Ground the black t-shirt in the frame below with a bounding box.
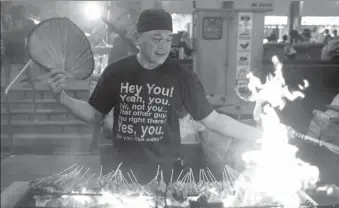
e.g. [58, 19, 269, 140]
[88, 55, 213, 164]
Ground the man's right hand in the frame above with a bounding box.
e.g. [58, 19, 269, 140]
[46, 69, 67, 103]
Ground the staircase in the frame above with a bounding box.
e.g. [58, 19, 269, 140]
[1, 85, 95, 154]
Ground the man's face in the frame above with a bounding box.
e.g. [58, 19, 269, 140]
[137, 30, 173, 65]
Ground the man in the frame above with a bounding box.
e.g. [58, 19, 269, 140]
[333, 30, 338, 38]
[323, 29, 332, 46]
[46, 9, 262, 183]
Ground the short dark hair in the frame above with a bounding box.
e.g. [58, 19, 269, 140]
[282, 35, 288, 41]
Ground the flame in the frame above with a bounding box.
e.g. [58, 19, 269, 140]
[224, 56, 319, 207]
[59, 188, 157, 208]
[40, 55, 320, 207]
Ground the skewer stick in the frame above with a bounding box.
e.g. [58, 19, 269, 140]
[56, 164, 78, 175]
[120, 171, 129, 185]
[226, 166, 240, 178]
[99, 166, 103, 179]
[176, 170, 183, 182]
[227, 167, 239, 181]
[190, 169, 195, 184]
[104, 169, 114, 178]
[298, 190, 318, 206]
[73, 166, 84, 179]
[130, 170, 139, 184]
[156, 165, 160, 178]
[201, 169, 205, 182]
[202, 169, 209, 183]
[85, 173, 96, 184]
[127, 172, 134, 184]
[79, 168, 91, 181]
[170, 169, 174, 184]
[199, 169, 202, 182]
[181, 172, 190, 183]
[207, 167, 217, 182]
[224, 168, 230, 183]
[68, 166, 80, 179]
[5, 59, 32, 95]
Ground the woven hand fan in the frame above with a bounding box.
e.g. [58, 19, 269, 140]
[27, 17, 94, 80]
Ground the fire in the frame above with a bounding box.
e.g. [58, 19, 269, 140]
[224, 56, 319, 207]
[32, 56, 320, 207]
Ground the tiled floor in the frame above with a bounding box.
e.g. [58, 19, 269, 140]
[1, 154, 100, 191]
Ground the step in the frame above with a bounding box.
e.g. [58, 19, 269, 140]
[1, 109, 77, 121]
[1, 133, 94, 154]
[1, 120, 92, 134]
[1, 99, 65, 110]
[1, 87, 89, 100]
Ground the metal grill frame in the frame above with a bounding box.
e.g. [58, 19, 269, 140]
[2, 181, 338, 208]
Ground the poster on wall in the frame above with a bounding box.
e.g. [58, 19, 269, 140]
[236, 12, 253, 87]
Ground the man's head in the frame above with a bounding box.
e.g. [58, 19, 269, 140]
[324, 29, 329, 35]
[333, 30, 337, 36]
[134, 9, 173, 66]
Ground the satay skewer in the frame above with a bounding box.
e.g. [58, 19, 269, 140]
[127, 172, 134, 184]
[199, 169, 202, 182]
[130, 170, 139, 185]
[111, 163, 123, 179]
[207, 168, 217, 182]
[79, 168, 91, 181]
[225, 165, 240, 179]
[224, 167, 230, 183]
[119, 170, 129, 185]
[190, 169, 195, 184]
[176, 170, 184, 182]
[99, 165, 103, 179]
[170, 169, 174, 184]
[104, 168, 115, 178]
[85, 174, 96, 184]
[56, 164, 78, 175]
[181, 172, 190, 183]
[202, 169, 210, 183]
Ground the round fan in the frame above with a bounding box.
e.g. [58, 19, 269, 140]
[27, 17, 94, 80]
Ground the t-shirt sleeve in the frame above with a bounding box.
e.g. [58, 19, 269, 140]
[88, 65, 119, 115]
[180, 67, 214, 121]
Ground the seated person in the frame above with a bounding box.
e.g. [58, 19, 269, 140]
[321, 39, 339, 61]
[307, 94, 339, 202]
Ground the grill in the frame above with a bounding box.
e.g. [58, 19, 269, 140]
[2, 181, 338, 208]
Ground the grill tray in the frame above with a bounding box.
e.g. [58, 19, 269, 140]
[3, 181, 338, 208]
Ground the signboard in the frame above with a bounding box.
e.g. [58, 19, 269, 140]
[236, 12, 253, 88]
[234, 0, 274, 11]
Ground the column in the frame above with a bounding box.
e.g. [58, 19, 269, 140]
[288, 1, 303, 34]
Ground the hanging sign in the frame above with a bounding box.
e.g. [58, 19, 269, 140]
[236, 12, 253, 88]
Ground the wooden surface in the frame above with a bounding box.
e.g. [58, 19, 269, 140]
[1, 181, 30, 208]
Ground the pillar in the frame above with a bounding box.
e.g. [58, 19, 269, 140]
[288, 1, 303, 35]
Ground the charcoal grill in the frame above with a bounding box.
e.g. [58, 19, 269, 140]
[2, 181, 338, 208]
